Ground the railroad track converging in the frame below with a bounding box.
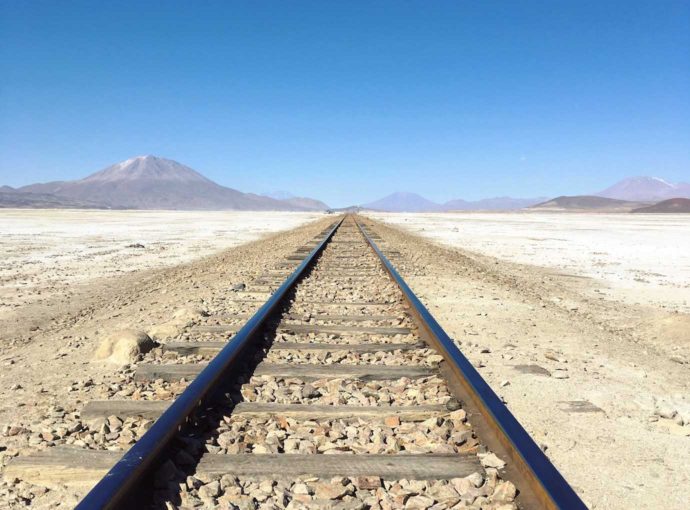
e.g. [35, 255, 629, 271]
[6, 215, 586, 509]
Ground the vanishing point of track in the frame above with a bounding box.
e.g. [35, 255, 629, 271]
[8, 215, 586, 509]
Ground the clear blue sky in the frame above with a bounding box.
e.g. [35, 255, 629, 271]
[1, 1, 688, 207]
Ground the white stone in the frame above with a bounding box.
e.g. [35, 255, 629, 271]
[93, 329, 154, 365]
[480, 452, 506, 469]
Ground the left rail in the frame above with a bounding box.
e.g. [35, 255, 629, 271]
[75, 218, 343, 510]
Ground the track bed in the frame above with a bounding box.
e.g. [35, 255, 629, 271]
[5, 216, 584, 509]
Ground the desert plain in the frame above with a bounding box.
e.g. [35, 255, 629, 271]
[0, 208, 688, 509]
[0, 210, 322, 323]
[367, 212, 690, 313]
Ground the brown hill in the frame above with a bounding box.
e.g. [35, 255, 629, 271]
[631, 198, 690, 213]
[530, 195, 648, 212]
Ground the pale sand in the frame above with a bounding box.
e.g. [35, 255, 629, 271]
[0, 209, 323, 321]
[365, 212, 690, 313]
[366, 218, 690, 509]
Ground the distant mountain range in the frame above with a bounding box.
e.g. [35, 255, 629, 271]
[6, 156, 329, 211]
[444, 196, 549, 211]
[260, 191, 329, 211]
[0, 186, 112, 209]
[279, 197, 330, 211]
[361, 192, 547, 212]
[363, 192, 445, 212]
[2, 161, 687, 213]
[262, 190, 296, 201]
[359, 176, 689, 213]
[528, 177, 690, 212]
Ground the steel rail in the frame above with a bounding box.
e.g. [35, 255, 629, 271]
[355, 217, 587, 510]
[75, 217, 344, 510]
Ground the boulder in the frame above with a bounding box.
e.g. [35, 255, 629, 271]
[147, 322, 183, 341]
[93, 329, 155, 365]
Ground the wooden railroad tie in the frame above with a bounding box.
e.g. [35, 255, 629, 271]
[4, 449, 480, 489]
[309, 274, 384, 280]
[282, 313, 402, 322]
[210, 313, 402, 323]
[315, 264, 380, 268]
[277, 324, 411, 335]
[134, 363, 436, 383]
[314, 269, 381, 273]
[197, 453, 481, 480]
[162, 341, 426, 356]
[80, 401, 448, 423]
[190, 324, 411, 336]
[285, 300, 397, 306]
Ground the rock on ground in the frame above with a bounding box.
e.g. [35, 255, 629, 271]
[93, 329, 155, 365]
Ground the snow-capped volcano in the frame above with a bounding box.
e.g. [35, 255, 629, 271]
[81, 155, 213, 184]
[596, 176, 690, 201]
[18, 156, 320, 210]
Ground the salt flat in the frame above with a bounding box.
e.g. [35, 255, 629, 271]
[0, 209, 322, 320]
[366, 212, 690, 313]
[368, 221, 690, 509]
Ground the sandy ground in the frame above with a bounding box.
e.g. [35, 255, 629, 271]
[0, 209, 322, 323]
[365, 212, 690, 313]
[364, 216, 690, 510]
[0, 211, 688, 509]
[0, 215, 335, 507]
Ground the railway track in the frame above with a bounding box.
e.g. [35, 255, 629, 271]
[5, 215, 586, 509]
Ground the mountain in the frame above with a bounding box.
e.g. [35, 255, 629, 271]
[19, 156, 311, 211]
[262, 190, 295, 200]
[439, 198, 471, 210]
[596, 176, 690, 202]
[363, 192, 547, 212]
[1, 183, 111, 208]
[362, 192, 444, 212]
[530, 195, 647, 212]
[0, 190, 111, 209]
[279, 197, 330, 211]
[261, 191, 329, 210]
[631, 198, 690, 214]
[444, 196, 547, 211]
[329, 205, 363, 213]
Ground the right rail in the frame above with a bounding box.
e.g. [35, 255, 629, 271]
[356, 217, 587, 509]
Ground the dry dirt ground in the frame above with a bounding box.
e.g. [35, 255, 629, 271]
[365, 216, 690, 510]
[0, 214, 335, 508]
[366, 212, 690, 314]
[0, 212, 688, 509]
[0, 209, 322, 324]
